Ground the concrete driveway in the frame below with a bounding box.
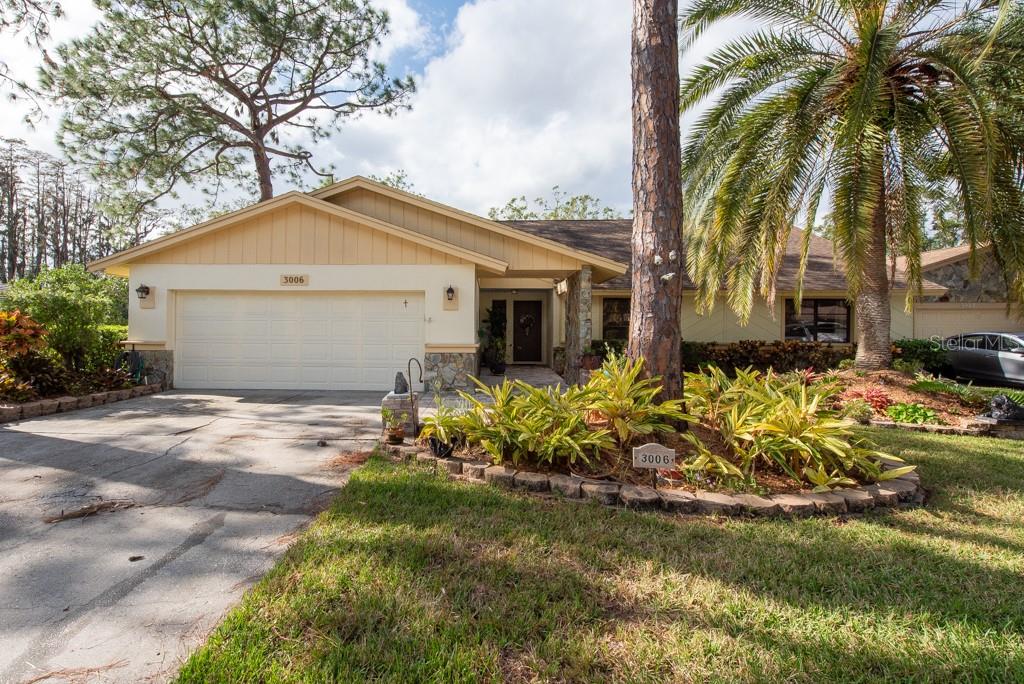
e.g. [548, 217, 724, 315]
[0, 389, 383, 683]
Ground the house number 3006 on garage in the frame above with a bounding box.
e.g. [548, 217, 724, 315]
[279, 274, 309, 286]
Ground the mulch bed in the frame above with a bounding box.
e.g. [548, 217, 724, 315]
[834, 369, 981, 427]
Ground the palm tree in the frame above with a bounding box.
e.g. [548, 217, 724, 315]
[679, 0, 1024, 369]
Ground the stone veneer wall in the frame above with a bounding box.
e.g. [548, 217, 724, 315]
[922, 256, 1008, 303]
[563, 266, 593, 386]
[424, 352, 478, 390]
[137, 350, 174, 388]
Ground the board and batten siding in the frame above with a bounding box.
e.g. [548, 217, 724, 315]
[134, 203, 468, 267]
[328, 188, 582, 274]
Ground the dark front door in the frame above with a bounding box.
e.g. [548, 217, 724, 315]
[513, 300, 543, 363]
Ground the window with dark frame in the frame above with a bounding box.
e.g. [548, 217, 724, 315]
[784, 298, 851, 343]
[601, 298, 630, 341]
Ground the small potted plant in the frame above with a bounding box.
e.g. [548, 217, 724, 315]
[419, 406, 463, 458]
[488, 337, 507, 375]
[381, 407, 408, 444]
[580, 342, 603, 370]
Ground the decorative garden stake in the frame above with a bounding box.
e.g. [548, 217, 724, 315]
[632, 443, 676, 489]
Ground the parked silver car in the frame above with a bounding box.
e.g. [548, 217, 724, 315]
[944, 332, 1024, 387]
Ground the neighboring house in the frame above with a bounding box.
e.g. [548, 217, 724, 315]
[89, 177, 1017, 391]
[898, 244, 1021, 339]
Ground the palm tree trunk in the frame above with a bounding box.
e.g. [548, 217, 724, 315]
[854, 196, 892, 370]
[627, 0, 684, 401]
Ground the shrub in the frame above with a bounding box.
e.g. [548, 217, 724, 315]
[1, 265, 126, 370]
[841, 386, 892, 412]
[684, 367, 912, 489]
[0, 309, 47, 357]
[584, 353, 689, 448]
[886, 403, 941, 425]
[908, 376, 988, 408]
[4, 350, 71, 397]
[87, 324, 128, 370]
[892, 338, 948, 373]
[0, 371, 37, 402]
[841, 398, 874, 424]
[681, 340, 853, 374]
[73, 367, 133, 393]
[458, 378, 614, 467]
[589, 339, 626, 360]
[418, 404, 467, 448]
[892, 357, 925, 374]
[456, 355, 684, 468]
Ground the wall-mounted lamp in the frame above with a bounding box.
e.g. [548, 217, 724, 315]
[136, 284, 156, 309]
[443, 285, 458, 311]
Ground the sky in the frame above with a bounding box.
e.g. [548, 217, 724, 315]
[0, 0, 750, 218]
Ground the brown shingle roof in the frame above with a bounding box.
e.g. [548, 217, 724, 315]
[501, 220, 936, 292]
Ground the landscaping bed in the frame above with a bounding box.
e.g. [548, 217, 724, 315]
[0, 381, 163, 423]
[833, 368, 1024, 434]
[415, 357, 919, 505]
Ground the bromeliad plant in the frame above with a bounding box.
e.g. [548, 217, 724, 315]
[684, 367, 913, 490]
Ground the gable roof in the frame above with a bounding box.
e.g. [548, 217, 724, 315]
[503, 220, 944, 294]
[312, 176, 627, 280]
[89, 191, 510, 276]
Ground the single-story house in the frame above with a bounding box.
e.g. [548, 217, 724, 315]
[89, 176, 1020, 390]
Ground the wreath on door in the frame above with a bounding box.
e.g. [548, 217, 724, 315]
[518, 313, 536, 337]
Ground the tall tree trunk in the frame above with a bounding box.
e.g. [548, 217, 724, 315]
[854, 195, 892, 370]
[627, 0, 684, 401]
[253, 144, 274, 201]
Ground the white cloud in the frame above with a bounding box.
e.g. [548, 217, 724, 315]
[324, 0, 634, 215]
[4, 0, 747, 220]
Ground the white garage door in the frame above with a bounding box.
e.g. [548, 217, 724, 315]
[175, 292, 424, 390]
[914, 304, 1022, 340]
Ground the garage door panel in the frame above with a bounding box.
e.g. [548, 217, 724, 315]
[238, 343, 270, 361]
[361, 321, 388, 339]
[392, 343, 422, 359]
[176, 292, 424, 390]
[391, 320, 421, 339]
[270, 320, 302, 338]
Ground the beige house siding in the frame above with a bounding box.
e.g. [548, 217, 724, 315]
[328, 187, 584, 274]
[913, 303, 1023, 338]
[135, 203, 465, 267]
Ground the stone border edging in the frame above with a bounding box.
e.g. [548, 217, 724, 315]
[867, 418, 1023, 440]
[380, 442, 925, 518]
[0, 383, 164, 424]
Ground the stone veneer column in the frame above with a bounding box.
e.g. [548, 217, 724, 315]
[563, 265, 592, 385]
[424, 351, 478, 391]
[137, 350, 174, 388]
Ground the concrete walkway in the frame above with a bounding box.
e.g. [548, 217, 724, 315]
[0, 389, 383, 683]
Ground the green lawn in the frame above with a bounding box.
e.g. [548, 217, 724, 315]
[177, 429, 1024, 683]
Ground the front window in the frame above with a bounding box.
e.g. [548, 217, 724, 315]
[601, 298, 630, 341]
[784, 298, 851, 343]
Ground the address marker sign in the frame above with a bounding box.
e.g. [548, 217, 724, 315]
[632, 443, 676, 469]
